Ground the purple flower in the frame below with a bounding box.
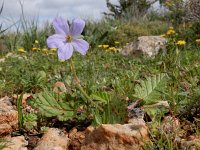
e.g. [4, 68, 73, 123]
[47, 17, 89, 60]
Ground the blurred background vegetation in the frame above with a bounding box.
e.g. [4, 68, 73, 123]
[0, 0, 199, 55]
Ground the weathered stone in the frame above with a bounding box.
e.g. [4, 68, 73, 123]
[81, 123, 148, 150]
[53, 82, 67, 94]
[5, 52, 14, 58]
[34, 128, 70, 150]
[0, 124, 12, 136]
[84, 126, 94, 134]
[0, 97, 18, 137]
[4, 136, 28, 150]
[13, 93, 32, 105]
[68, 128, 86, 150]
[69, 128, 78, 139]
[128, 118, 146, 127]
[146, 101, 170, 109]
[121, 36, 167, 57]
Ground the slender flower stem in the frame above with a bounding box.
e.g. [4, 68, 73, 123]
[69, 58, 80, 84]
[69, 58, 103, 111]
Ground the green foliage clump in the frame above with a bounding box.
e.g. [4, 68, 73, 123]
[85, 20, 168, 47]
[133, 73, 167, 105]
[104, 0, 155, 20]
[178, 22, 200, 44]
[91, 91, 127, 125]
[107, 20, 168, 45]
[30, 91, 75, 121]
[23, 113, 38, 130]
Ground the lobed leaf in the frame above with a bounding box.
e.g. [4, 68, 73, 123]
[30, 91, 75, 121]
[133, 73, 167, 105]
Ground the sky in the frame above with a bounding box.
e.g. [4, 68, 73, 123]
[0, 0, 119, 29]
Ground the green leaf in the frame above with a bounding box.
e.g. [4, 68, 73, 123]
[23, 113, 37, 130]
[133, 73, 167, 105]
[144, 101, 169, 120]
[91, 92, 111, 104]
[17, 93, 24, 130]
[94, 113, 102, 125]
[36, 71, 46, 79]
[30, 91, 75, 121]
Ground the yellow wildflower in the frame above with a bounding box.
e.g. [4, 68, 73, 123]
[166, 29, 176, 35]
[176, 40, 186, 45]
[108, 47, 117, 52]
[165, 2, 172, 7]
[160, 34, 166, 37]
[48, 52, 56, 55]
[42, 48, 48, 53]
[17, 48, 26, 53]
[103, 45, 109, 49]
[114, 41, 120, 44]
[50, 48, 57, 51]
[60, 60, 65, 63]
[32, 47, 38, 51]
[35, 40, 39, 44]
[195, 39, 200, 43]
[98, 45, 103, 48]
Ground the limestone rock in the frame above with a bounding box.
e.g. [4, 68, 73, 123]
[68, 128, 86, 150]
[13, 93, 32, 105]
[81, 123, 148, 150]
[4, 136, 28, 150]
[34, 128, 70, 150]
[121, 36, 167, 57]
[0, 97, 18, 137]
[53, 82, 67, 94]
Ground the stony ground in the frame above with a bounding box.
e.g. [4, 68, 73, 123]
[0, 96, 200, 150]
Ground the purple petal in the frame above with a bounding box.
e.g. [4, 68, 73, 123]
[70, 19, 85, 36]
[72, 39, 89, 55]
[53, 17, 69, 35]
[47, 34, 65, 48]
[58, 43, 73, 60]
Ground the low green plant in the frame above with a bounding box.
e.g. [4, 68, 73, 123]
[30, 91, 76, 121]
[133, 73, 168, 120]
[17, 94, 24, 131]
[143, 121, 179, 149]
[23, 113, 38, 130]
[133, 73, 167, 105]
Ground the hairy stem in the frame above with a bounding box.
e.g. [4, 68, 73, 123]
[69, 58, 103, 111]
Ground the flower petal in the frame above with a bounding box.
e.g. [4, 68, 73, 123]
[70, 19, 85, 36]
[53, 17, 69, 35]
[58, 43, 73, 60]
[47, 34, 65, 48]
[72, 39, 89, 55]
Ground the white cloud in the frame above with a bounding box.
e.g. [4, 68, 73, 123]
[0, 0, 118, 29]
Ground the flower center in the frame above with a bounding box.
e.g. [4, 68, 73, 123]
[66, 35, 73, 42]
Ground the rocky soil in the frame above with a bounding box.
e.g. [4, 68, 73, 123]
[0, 93, 199, 149]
